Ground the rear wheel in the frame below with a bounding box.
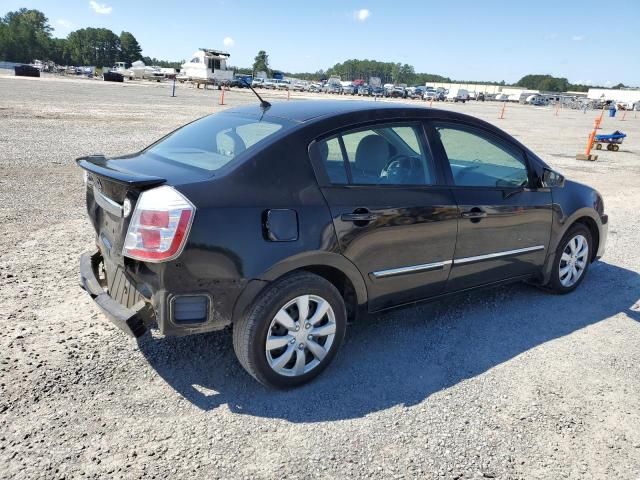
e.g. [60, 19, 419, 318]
[233, 272, 347, 388]
[544, 224, 592, 294]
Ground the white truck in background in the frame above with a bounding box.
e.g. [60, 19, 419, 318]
[446, 88, 470, 103]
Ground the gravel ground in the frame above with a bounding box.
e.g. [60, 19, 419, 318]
[1, 74, 640, 479]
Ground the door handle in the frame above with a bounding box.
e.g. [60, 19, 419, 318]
[461, 208, 487, 221]
[341, 212, 378, 222]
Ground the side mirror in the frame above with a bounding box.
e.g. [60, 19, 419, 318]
[542, 168, 565, 188]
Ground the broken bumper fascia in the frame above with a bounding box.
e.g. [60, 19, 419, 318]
[79, 250, 153, 338]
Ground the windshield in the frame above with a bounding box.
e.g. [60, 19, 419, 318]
[146, 113, 293, 172]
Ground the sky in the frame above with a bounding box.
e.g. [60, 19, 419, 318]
[3, 0, 639, 86]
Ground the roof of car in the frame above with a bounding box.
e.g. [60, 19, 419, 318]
[224, 100, 429, 123]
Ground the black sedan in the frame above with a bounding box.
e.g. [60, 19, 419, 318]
[78, 100, 608, 388]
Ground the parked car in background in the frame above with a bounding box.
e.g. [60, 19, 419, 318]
[341, 83, 357, 95]
[276, 80, 291, 90]
[360, 85, 385, 97]
[370, 86, 385, 97]
[291, 82, 307, 92]
[251, 78, 265, 88]
[78, 100, 608, 388]
[407, 86, 426, 99]
[494, 93, 509, 101]
[323, 83, 342, 94]
[263, 79, 278, 89]
[388, 86, 407, 98]
[308, 83, 323, 93]
[446, 88, 470, 102]
[231, 75, 252, 88]
[357, 85, 371, 96]
[423, 89, 440, 101]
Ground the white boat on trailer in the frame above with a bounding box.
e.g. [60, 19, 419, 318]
[107, 61, 165, 81]
[178, 48, 233, 87]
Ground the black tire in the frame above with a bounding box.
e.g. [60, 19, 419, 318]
[595, 143, 602, 150]
[544, 223, 592, 294]
[233, 272, 347, 388]
[612, 144, 619, 152]
[606, 144, 613, 151]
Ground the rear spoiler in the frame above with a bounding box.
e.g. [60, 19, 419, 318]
[76, 155, 166, 187]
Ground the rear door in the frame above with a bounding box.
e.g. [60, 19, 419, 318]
[427, 121, 553, 291]
[310, 122, 458, 311]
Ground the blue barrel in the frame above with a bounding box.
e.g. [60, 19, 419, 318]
[609, 106, 616, 117]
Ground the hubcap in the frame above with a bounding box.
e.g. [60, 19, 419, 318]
[265, 294, 336, 377]
[559, 234, 589, 287]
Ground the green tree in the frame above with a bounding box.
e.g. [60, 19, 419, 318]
[253, 50, 269, 75]
[119, 31, 141, 65]
[49, 37, 70, 65]
[65, 27, 121, 66]
[515, 74, 570, 92]
[140, 56, 183, 69]
[0, 8, 53, 62]
[323, 59, 448, 85]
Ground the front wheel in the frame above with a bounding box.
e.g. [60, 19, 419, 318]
[544, 224, 592, 294]
[233, 272, 347, 388]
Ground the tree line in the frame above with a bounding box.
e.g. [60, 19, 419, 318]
[1, 8, 624, 91]
[0, 8, 154, 67]
[246, 52, 453, 85]
[515, 74, 626, 93]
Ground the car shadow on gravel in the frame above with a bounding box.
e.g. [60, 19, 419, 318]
[137, 261, 639, 422]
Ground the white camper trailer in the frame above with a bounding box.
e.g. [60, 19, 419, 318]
[179, 48, 233, 85]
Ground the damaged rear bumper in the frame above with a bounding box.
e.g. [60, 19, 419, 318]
[79, 250, 153, 338]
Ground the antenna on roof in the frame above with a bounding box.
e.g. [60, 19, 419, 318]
[244, 79, 271, 109]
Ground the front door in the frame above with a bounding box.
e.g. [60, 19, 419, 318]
[311, 122, 458, 311]
[428, 121, 553, 291]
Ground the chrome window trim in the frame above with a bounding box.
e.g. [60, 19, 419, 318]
[93, 186, 123, 218]
[371, 260, 452, 279]
[453, 245, 545, 265]
[370, 245, 545, 278]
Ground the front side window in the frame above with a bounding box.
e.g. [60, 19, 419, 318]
[146, 114, 292, 172]
[315, 124, 434, 186]
[435, 124, 529, 188]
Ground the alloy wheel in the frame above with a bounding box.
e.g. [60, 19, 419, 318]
[265, 294, 336, 377]
[559, 234, 589, 287]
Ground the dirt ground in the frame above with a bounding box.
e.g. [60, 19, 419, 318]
[1, 74, 639, 479]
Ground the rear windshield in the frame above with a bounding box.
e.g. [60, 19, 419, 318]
[145, 113, 293, 172]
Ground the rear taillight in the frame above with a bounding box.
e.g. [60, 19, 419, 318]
[123, 186, 195, 263]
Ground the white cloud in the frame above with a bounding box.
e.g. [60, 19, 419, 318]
[572, 35, 585, 41]
[223, 36, 235, 48]
[354, 9, 370, 22]
[89, 1, 112, 14]
[55, 19, 74, 31]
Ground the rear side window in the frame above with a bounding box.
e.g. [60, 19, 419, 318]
[146, 113, 293, 172]
[315, 124, 434, 186]
[317, 137, 348, 184]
